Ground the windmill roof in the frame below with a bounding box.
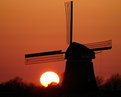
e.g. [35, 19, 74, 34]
[65, 42, 95, 60]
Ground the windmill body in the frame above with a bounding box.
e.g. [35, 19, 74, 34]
[24, 1, 112, 96]
[62, 42, 98, 96]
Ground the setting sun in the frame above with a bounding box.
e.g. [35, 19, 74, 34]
[40, 71, 60, 87]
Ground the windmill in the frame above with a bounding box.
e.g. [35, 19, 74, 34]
[25, 1, 112, 95]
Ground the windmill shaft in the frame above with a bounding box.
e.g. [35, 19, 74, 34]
[91, 47, 112, 51]
[70, 1, 73, 44]
[25, 50, 63, 58]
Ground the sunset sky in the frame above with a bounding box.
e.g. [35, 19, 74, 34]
[0, 0, 121, 85]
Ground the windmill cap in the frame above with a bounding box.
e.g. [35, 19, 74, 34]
[65, 42, 95, 60]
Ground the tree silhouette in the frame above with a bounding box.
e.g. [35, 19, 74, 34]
[96, 76, 104, 87]
[102, 73, 121, 91]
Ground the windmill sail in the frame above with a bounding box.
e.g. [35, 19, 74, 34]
[84, 40, 112, 51]
[24, 1, 112, 65]
[25, 53, 65, 65]
[25, 50, 65, 65]
[65, 1, 73, 44]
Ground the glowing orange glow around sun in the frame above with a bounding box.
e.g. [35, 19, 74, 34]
[40, 71, 60, 87]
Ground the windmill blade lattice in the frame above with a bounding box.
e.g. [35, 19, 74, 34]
[25, 50, 65, 65]
[85, 40, 112, 51]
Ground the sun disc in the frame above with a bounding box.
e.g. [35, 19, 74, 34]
[40, 71, 60, 87]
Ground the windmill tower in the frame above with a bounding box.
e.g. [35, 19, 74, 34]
[25, 1, 112, 96]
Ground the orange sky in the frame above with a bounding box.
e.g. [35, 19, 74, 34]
[0, 0, 121, 85]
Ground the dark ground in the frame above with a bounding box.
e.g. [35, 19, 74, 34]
[0, 73, 121, 97]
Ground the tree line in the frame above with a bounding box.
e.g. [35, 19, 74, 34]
[0, 73, 121, 97]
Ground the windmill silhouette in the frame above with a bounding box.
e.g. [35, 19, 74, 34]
[25, 1, 112, 96]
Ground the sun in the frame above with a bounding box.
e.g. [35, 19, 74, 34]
[40, 71, 60, 87]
